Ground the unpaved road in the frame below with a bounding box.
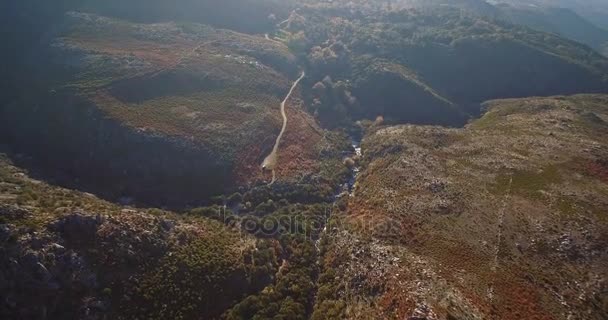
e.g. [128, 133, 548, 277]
[262, 71, 306, 184]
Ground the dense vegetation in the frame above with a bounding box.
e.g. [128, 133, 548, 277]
[290, 4, 608, 126]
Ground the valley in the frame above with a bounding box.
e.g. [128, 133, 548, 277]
[0, 1, 607, 320]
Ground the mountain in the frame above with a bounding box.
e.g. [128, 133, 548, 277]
[491, 1, 608, 56]
[3, 94, 607, 319]
[1, 1, 608, 319]
[296, 3, 608, 120]
[3, 0, 606, 206]
[492, 0, 608, 30]
[399, 0, 608, 56]
[0, 150, 319, 319]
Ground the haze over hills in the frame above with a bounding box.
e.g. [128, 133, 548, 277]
[493, 0, 608, 30]
[0, 1, 607, 319]
[394, 0, 608, 56]
[487, 0, 608, 56]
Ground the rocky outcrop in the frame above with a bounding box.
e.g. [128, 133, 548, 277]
[0, 219, 104, 320]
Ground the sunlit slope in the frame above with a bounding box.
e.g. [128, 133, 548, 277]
[317, 94, 608, 319]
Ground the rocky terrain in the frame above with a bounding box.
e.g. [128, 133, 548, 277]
[0, 151, 280, 319]
[315, 95, 608, 319]
[3, 93, 607, 319]
[1, 1, 608, 319]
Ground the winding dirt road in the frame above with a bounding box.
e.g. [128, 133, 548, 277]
[262, 71, 306, 184]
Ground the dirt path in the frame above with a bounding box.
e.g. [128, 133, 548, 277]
[488, 175, 512, 304]
[261, 71, 305, 184]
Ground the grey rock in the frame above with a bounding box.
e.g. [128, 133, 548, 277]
[160, 219, 175, 232]
[21, 251, 40, 268]
[0, 224, 13, 243]
[35, 262, 52, 282]
[50, 243, 66, 253]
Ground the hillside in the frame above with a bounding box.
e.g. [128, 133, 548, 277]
[395, 0, 608, 57]
[0, 150, 277, 319]
[292, 3, 608, 125]
[2, 1, 608, 207]
[2, 2, 608, 319]
[316, 94, 608, 319]
[5, 94, 605, 319]
[493, 0, 608, 31]
[495, 4, 608, 56]
[0, 145, 347, 319]
[0, 11, 345, 207]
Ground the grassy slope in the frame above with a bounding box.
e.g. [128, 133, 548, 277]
[314, 94, 608, 319]
[55, 12, 293, 159]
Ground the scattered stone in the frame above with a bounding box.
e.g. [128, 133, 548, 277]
[0, 205, 30, 220]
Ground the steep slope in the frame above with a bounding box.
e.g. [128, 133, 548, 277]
[314, 94, 608, 319]
[350, 57, 464, 125]
[414, 0, 608, 57]
[0, 151, 280, 320]
[0, 145, 346, 319]
[0, 12, 333, 207]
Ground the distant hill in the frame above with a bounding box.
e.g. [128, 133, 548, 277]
[494, 2, 608, 56]
[402, 0, 608, 56]
[493, 0, 608, 30]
